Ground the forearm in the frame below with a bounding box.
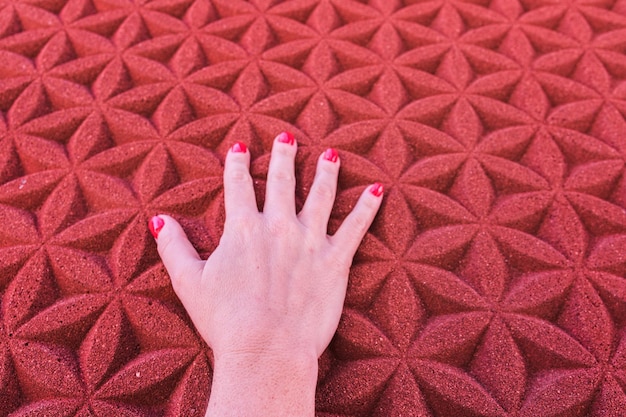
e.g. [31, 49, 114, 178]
[206, 351, 318, 417]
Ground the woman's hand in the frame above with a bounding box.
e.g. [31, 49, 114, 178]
[150, 132, 383, 416]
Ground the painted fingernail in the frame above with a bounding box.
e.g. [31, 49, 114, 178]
[369, 182, 384, 197]
[232, 142, 247, 153]
[149, 216, 165, 239]
[276, 131, 295, 145]
[323, 148, 338, 163]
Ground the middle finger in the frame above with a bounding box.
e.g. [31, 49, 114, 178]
[263, 132, 298, 217]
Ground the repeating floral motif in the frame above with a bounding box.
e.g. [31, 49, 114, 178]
[1, 0, 626, 415]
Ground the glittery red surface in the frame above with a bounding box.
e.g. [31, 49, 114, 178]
[2, 0, 626, 416]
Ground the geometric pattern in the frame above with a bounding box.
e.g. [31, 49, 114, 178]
[1, 0, 626, 415]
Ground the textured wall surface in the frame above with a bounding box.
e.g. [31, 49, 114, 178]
[1, 0, 626, 416]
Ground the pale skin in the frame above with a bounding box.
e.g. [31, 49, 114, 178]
[150, 132, 383, 416]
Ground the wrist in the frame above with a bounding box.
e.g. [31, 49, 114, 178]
[215, 347, 318, 367]
[213, 349, 319, 382]
[206, 350, 319, 417]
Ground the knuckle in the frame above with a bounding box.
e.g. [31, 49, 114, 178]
[170, 267, 186, 289]
[334, 258, 351, 277]
[266, 215, 298, 237]
[225, 215, 258, 235]
[312, 182, 335, 200]
[325, 250, 351, 276]
[268, 170, 295, 183]
[302, 232, 324, 252]
[351, 212, 370, 232]
[228, 168, 251, 183]
[170, 262, 200, 292]
[362, 194, 379, 209]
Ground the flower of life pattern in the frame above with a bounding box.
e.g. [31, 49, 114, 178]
[1, 0, 626, 416]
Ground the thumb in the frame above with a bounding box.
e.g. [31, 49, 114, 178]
[149, 215, 204, 294]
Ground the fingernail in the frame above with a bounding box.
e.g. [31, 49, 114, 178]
[232, 142, 247, 153]
[369, 183, 384, 197]
[276, 131, 295, 145]
[149, 216, 165, 239]
[323, 148, 338, 163]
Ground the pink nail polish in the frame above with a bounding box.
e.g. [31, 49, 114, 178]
[149, 216, 165, 239]
[369, 183, 384, 197]
[323, 148, 338, 163]
[276, 131, 295, 145]
[232, 142, 247, 153]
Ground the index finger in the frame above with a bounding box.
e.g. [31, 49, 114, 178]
[330, 183, 384, 262]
